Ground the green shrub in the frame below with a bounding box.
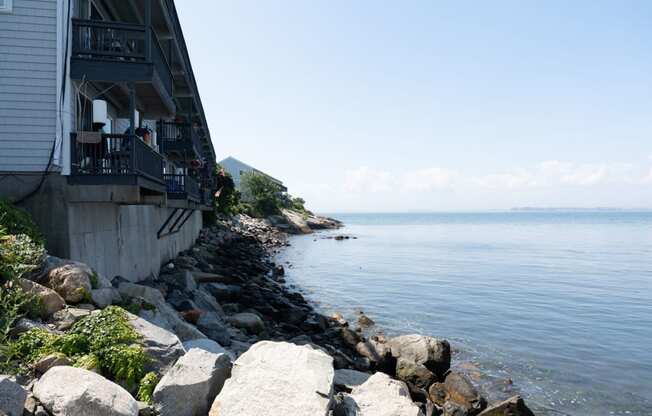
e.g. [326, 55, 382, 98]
[74, 353, 100, 371]
[137, 371, 158, 404]
[240, 172, 284, 217]
[0, 233, 46, 283]
[0, 200, 44, 244]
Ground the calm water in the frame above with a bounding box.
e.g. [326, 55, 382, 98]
[276, 212, 652, 416]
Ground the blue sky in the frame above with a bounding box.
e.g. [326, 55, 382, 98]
[177, 1, 652, 212]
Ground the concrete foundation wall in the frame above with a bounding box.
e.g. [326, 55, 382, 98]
[68, 203, 202, 281]
[2, 173, 203, 282]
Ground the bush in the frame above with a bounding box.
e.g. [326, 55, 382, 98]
[137, 372, 159, 404]
[0, 233, 46, 283]
[4, 306, 149, 390]
[0, 200, 44, 244]
[240, 172, 284, 217]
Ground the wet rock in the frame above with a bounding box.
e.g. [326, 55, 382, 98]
[343, 372, 423, 416]
[388, 334, 451, 378]
[444, 372, 486, 415]
[208, 341, 334, 416]
[476, 396, 534, 416]
[18, 279, 65, 317]
[33, 366, 138, 416]
[332, 312, 348, 326]
[0, 376, 27, 416]
[357, 312, 375, 327]
[33, 354, 72, 375]
[396, 357, 437, 390]
[153, 349, 231, 416]
[428, 382, 448, 406]
[340, 327, 363, 349]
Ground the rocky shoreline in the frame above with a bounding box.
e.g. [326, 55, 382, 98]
[1, 214, 535, 416]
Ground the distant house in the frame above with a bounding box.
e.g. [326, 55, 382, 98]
[219, 156, 287, 193]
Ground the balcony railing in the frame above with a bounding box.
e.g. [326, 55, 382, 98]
[164, 174, 201, 201]
[70, 133, 164, 185]
[71, 19, 173, 96]
[157, 121, 202, 157]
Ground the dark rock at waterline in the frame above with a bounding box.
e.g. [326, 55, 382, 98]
[444, 371, 487, 415]
[476, 395, 534, 416]
[396, 357, 437, 390]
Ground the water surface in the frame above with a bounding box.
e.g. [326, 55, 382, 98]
[277, 212, 652, 415]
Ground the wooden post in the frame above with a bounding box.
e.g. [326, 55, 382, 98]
[128, 82, 136, 172]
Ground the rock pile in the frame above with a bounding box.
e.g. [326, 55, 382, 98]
[1, 214, 536, 416]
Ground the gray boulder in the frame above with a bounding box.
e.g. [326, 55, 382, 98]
[126, 312, 185, 374]
[33, 366, 138, 416]
[0, 376, 27, 416]
[18, 279, 65, 317]
[182, 338, 229, 355]
[388, 334, 451, 378]
[227, 312, 265, 334]
[342, 372, 423, 416]
[33, 354, 72, 375]
[209, 341, 334, 416]
[153, 349, 232, 416]
[197, 312, 231, 346]
[90, 287, 122, 308]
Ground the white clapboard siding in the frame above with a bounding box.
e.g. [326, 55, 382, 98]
[0, 0, 58, 173]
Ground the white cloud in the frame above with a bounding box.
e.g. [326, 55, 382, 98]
[403, 167, 458, 191]
[343, 166, 394, 193]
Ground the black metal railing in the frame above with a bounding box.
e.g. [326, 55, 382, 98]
[71, 19, 173, 96]
[157, 121, 202, 157]
[72, 19, 146, 61]
[70, 133, 164, 184]
[164, 174, 201, 201]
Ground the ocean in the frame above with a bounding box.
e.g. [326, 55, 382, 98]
[276, 211, 652, 416]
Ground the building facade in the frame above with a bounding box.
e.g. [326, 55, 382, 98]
[219, 156, 286, 193]
[0, 0, 217, 281]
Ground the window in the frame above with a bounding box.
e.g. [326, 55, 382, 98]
[0, 0, 13, 14]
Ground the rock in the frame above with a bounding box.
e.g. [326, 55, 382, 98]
[443, 372, 486, 414]
[137, 402, 155, 416]
[334, 369, 371, 391]
[18, 279, 65, 317]
[126, 312, 185, 374]
[118, 282, 165, 306]
[191, 272, 242, 285]
[160, 270, 197, 292]
[340, 327, 362, 348]
[428, 382, 447, 406]
[396, 357, 437, 390]
[46, 262, 94, 303]
[0, 376, 27, 416]
[192, 289, 225, 317]
[204, 283, 242, 302]
[227, 312, 265, 334]
[90, 287, 122, 308]
[197, 312, 232, 346]
[388, 335, 451, 378]
[344, 372, 423, 416]
[208, 341, 334, 416]
[280, 209, 312, 234]
[33, 354, 72, 375]
[33, 366, 138, 416]
[153, 349, 232, 416]
[182, 338, 230, 356]
[332, 312, 348, 326]
[50, 307, 91, 331]
[476, 396, 534, 416]
[357, 313, 375, 327]
[8, 318, 52, 336]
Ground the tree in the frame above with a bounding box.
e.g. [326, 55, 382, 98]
[240, 172, 283, 217]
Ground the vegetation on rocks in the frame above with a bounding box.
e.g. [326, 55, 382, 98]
[137, 371, 159, 403]
[0, 199, 44, 245]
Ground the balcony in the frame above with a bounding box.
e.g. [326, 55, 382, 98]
[68, 133, 165, 193]
[164, 174, 201, 203]
[157, 121, 202, 159]
[70, 19, 174, 115]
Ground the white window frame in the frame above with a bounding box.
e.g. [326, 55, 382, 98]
[0, 0, 13, 14]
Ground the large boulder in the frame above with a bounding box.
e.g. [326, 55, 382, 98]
[388, 334, 451, 378]
[153, 349, 232, 416]
[209, 341, 334, 416]
[46, 262, 94, 303]
[280, 209, 312, 234]
[0, 376, 27, 416]
[18, 278, 65, 317]
[90, 287, 122, 308]
[33, 366, 139, 416]
[341, 372, 423, 416]
[396, 357, 437, 390]
[126, 312, 185, 374]
[334, 369, 371, 391]
[477, 396, 534, 416]
[442, 372, 486, 414]
[197, 312, 232, 346]
[182, 338, 229, 356]
[227, 312, 265, 334]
